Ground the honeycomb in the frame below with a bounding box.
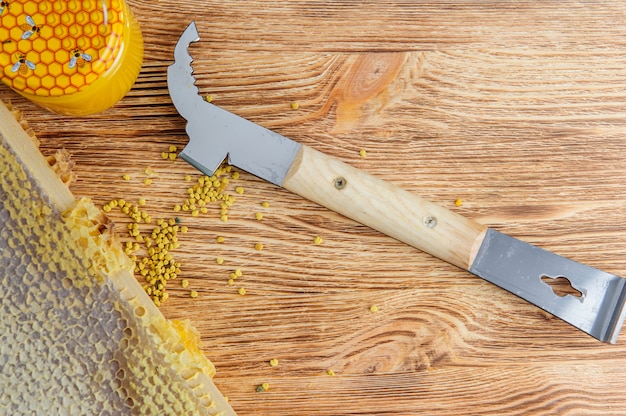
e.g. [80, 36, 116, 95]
[0, 100, 236, 415]
[0, 0, 127, 96]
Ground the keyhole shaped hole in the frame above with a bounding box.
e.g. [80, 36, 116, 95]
[541, 275, 583, 299]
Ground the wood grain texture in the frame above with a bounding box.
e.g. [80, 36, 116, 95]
[3, 1, 626, 414]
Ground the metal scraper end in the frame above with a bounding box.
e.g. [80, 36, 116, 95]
[168, 21, 302, 186]
[470, 229, 626, 344]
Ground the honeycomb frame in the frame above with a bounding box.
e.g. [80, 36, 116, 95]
[0, 99, 236, 415]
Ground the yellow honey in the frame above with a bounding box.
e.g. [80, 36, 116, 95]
[0, 0, 143, 115]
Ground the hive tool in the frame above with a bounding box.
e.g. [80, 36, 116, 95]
[167, 22, 626, 343]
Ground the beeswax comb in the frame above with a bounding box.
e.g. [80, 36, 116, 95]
[0, 0, 143, 116]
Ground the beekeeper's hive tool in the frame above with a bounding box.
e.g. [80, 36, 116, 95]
[167, 22, 626, 344]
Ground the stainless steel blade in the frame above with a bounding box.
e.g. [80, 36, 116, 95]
[471, 229, 626, 343]
[167, 21, 626, 343]
[167, 22, 301, 186]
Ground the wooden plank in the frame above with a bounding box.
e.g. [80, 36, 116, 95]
[2, 1, 626, 414]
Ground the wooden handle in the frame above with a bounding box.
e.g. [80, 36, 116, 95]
[282, 145, 488, 270]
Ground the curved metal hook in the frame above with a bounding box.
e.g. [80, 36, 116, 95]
[167, 21, 205, 120]
[166, 22, 302, 184]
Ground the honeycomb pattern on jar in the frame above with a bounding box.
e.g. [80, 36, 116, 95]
[0, 119, 235, 415]
[0, 0, 128, 96]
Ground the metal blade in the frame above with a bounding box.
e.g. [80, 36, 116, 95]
[471, 229, 626, 343]
[167, 22, 301, 186]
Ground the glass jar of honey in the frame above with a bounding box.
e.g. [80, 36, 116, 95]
[0, 0, 143, 115]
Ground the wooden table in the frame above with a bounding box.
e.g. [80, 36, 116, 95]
[4, 1, 626, 414]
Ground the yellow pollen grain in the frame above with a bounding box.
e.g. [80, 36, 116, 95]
[255, 243, 264, 251]
[216, 236, 225, 243]
[370, 305, 379, 313]
[181, 279, 189, 288]
[143, 178, 152, 185]
[235, 186, 244, 195]
[205, 94, 213, 103]
[190, 290, 198, 298]
[261, 201, 270, 208]
[122, 174, 131, 181]
[255, 212, 263, 221]
[269, 358, 279, 367]
[455, 198, 463, 207]
[238, 287, 246, 296]
[169, 145, 177, 153]
[359, 149, 367, 158]
[327, 369, 335, 376]
[314, 235, 323, 245]
[290, 101, 299, 110]
[216, 257, 224, 265]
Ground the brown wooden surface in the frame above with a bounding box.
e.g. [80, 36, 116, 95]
[4, 1, 626, 414]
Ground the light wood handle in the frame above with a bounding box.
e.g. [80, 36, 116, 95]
[282, 145, 488, 270]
